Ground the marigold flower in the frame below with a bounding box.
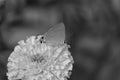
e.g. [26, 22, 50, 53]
[6, 35, 74, 80]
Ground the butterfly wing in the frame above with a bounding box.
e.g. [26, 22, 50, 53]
[44, 23, 65, 45]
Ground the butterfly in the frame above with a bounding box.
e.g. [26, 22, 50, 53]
[39, 23, 66, 45]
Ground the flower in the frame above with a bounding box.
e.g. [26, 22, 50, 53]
[6, 35, 74, 80]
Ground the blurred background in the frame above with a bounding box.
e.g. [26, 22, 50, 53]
[0, 0, 120, 80]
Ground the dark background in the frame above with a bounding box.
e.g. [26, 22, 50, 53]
[0, 0, 120, 80]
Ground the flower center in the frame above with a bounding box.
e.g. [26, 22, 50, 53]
[31, 54, 47, 64]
